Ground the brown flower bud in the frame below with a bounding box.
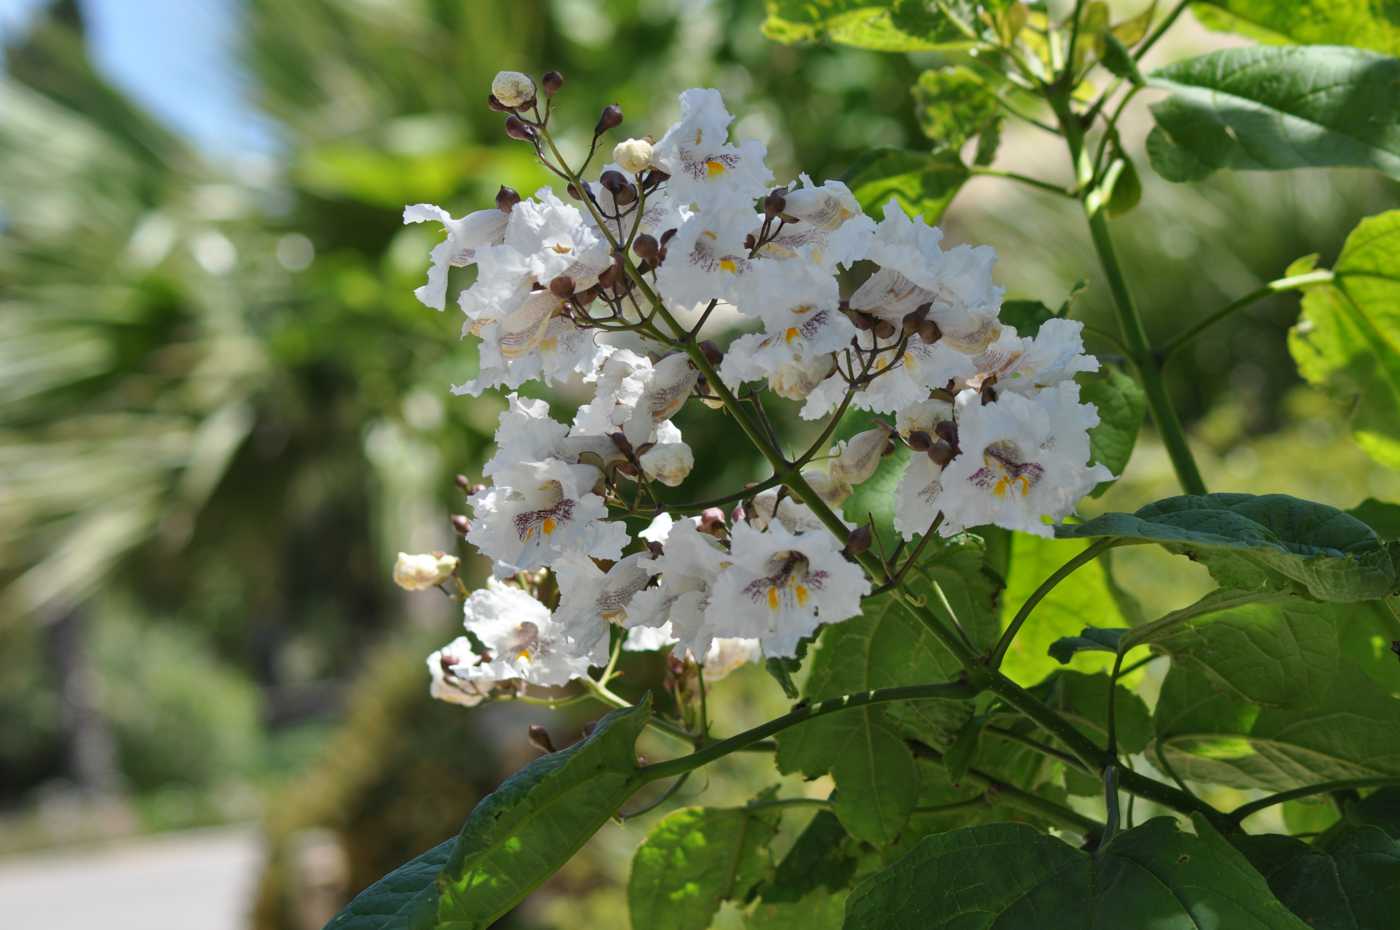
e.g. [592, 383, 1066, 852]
[918, 319, 942, 344]
[541, 70, 564, 96]
[699, 507, 726, 535]
[487, 93, 509, 112]
[928, 439, 956, 467]
[642, 168, 670, 192]
[595, 104, 623, 135]
[504, 115, 535, 142]
[907, 430, 933, 452]
[566, 182, 582, 200]
[845, 525, 873, 556]
[613, 184, 637, 206]
[698, 340, 723, 366]
[450, 514, 470, 535]
[454, 473, 470, 491]
[901, 303, 930, 336]
[873, 318, 897, 340]
[527, 724, 556, 754]
[609, 432, 634, 455]
[633, 233, 659, 262]
[659, 227, 678, 248]
[600, 170, 629, 194]
[851, 311, 876, 332]
[763, 189, 787, 217]
[495, 185, 521, 212]
[549, 276, 575, 298]
[934, 420, 959, 449]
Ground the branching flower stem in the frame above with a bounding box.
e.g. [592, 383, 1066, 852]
[989, 537, 1122, 668]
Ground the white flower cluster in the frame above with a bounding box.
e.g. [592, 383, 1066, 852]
[407, 80, 1111, 706]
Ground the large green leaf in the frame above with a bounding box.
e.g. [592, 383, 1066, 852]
[999, 534, 1129, 684]
[1288, 211, 1400, 469]
[433, 699, 651, 927]
[747, 810, 857, 930]
[911, 66, 1000, 153]
[762, 0, 971, 51]
[629, 802, 782, 930]
[843, 148, 968, 225]
[1058, 493, 1396, 601]
[325, 839, 455, 930]
[775, 593, 975, 843]
[1154, 659, 1400, 791]
[1145, 46, 1400, 183]
[1078, 364, 1144, 496]
[844, 817, 1310, 929]
[1237, 828, 1400, 930]
[1191, 1, 1400, 54]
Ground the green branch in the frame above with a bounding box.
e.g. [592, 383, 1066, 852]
[1160, 270, 1335, 360]
[989, 537, 1120, 668]
[1228, 777, 1400, 825]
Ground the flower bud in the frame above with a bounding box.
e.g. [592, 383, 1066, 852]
[845, 525, 873, 556]
[608, 431, 634, 456]
[633, 233, 659, 262]
[527, 724, 557, 754]
[763, 189, 787, 217]
[541, 70, 564, 96]
[599, 170, 629, 194]
[491, 70, 536, 108]
[613, 137, 654, 174]
[934, 419, 959, 449]
[496, 185, 521, 212]
[768, 353, 834, 401]
[595, 104, 624, 135]
[504, 115, 536, 142]
[907, 430, 932, 452]
[566, 182, 583, 200]
[454, 473, 471, 491]
[927, 439, 956, 467]
[487, 94, 509, 112]
[699, 507, 726, 536]
[392, 551, 459, 591]
[642, 168, 670, 192]
[850, 311, 876, 332]
[901, 303, 930, 337]
[918, 319, 943, 344]
[639, 442, 694, 487]
[698, 340, 723, 366]
[450, 514, 470, 535]
[549, 275, 575, 299]
[873, 318, 897, 340]
[830, 425, 892, 487]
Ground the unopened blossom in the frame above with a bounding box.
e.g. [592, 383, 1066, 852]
[613, 138, 655, 174]
[467, 458, 627, 576]
[403, 203, 508, 310]
[935, 382, 1111, 537]
[707, 520, 869, 657]
[829, 424, 892, 487]
[464, 577, 594, 685]
[768, 352, 835, 401]
[700, 637, 763, 681]
[393, 551, 460, 590]
[491, 70, 536, 108]
[640, 440, 694, 487]
[653, 88, 772, 208]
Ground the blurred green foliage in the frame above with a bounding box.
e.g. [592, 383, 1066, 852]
[1, 0, 1398, 926]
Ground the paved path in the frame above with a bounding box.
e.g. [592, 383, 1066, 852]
[0, 825, 262, 930]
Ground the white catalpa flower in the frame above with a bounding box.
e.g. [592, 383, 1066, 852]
[859, 201, 1003, 351]
[467, 458, 627, 575]
[553, 552, 653, 663]
[800, 336, 932, 420]
[895, 397, 955, 439]
[393, 551, 460, 591]
[747, 471, 849, 535]
[465, 578, 594, 685]
[427, 637, 507, 708]
[619, 624, 760, 683]
[653, 88, 772, 209]
[760, 176, 874, 271]
[403, 203, 509, 310]
[640, 440, 694, 486]
[454, 300, 608, 397]
[484, 393, 572, 478]
[707, 520, 869, 658]
[626, 517, 731, 659]
[968, 318, 1099, 396]
[573, 350, 697, 446]
[936, 383, 1111, 538]
[655, 207, 761, 310]
[718, 266, 854, 388]
[894, 454, 946, 541]
[502, 188, 613, 290]
[769, 352, 836, 401]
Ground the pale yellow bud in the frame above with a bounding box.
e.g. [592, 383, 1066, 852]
[612, 137, 654, 174]
[393, 551, 459, 591]
[491, 71, 536, 108]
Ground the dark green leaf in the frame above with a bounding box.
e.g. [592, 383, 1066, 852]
[999, 299, 1056, 338]
[1079, 363, 1145, 495]
[776, 593, 973, 843]
[1288, 211, 1400, 469]
[747, 810, 857, 930]
[1048, 626, 1129, 664]
[762, 0, 973, 51]
[1101, 150, 1141, 218]
[1099, 32, 1145, 86]
[1057, 493, 1397, 601]
[324, 839, 454, 930]
[629, 803, 782, 930]
[435, 699, 651, 926]
[941, 714, 986, 786]
[1237, 827, 1400, 930]
[911, 66, 1000, 154]
[1000, 534, 1130, 683]
[1146, 47, 1400, 183]
[843, 148, 968, 225]
[844, 817, 1310, 929]
[1349, 498, 1400, 540]
[1033, 670, 1153, 755]
[1191, 1, 1400, 54]
[1334, 787, 1400, 840]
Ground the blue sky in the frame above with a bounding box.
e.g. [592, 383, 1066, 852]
[0, 0, 275, 154]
